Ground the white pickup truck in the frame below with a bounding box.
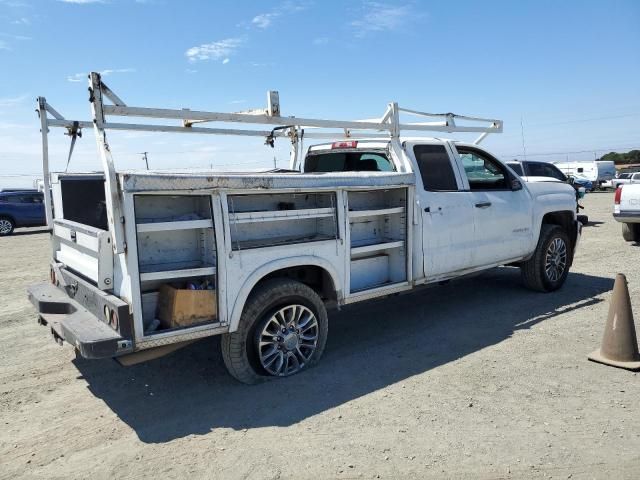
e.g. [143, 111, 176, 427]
[603, 172, 640, 189]
[614, 184, 640, 242]
[27, 74, 581, 383]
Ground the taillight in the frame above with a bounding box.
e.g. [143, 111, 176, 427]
[110, 309, 119, 330]
[331, 140, 358, 149]
[614, 186, 622, 205]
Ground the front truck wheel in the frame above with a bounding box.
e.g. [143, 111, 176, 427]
[622, 223, 640, 242]
[521, 224, 571, 292]
[221, 278, 328, 384]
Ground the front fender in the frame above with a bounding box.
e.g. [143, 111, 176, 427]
[227, 255, 342, 333]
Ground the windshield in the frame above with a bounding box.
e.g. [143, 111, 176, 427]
[304, 150, 394, 173]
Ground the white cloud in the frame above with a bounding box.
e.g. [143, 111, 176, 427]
[0, 33, 31, 40]
[67, 68, 135, 83]
[245, 2, 309, 30]
[11, 17, 30, 25]
[222, 58, 230, 65]
[58, 0, 105, 3]
[100, 68, 135, 76]
[249, 61, 275, 67]
[0, 40, 9, 51]
[185, 37, 244, 63]
[252, 12, 279, 29]
[313, 36, 329, 46]
[0, 94, 28, 107]
[351, 2, 416, 38]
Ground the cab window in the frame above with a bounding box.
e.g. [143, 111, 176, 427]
[413, 144, 458, 191]
[304, 151, 394, 173]
[457, 147, 509, 190]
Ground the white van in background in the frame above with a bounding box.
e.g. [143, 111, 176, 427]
[551, 160, 616, 189]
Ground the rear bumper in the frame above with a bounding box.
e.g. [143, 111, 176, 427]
[28, 281, 132, 359]
[613, 212, 640, 223]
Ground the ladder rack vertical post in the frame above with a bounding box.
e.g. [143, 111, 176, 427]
[389, 102, 400, 138]
[37, 97, 53, 229]
[89, 72, 127, 254]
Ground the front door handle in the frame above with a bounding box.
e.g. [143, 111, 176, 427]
[475, 202, 492, 209]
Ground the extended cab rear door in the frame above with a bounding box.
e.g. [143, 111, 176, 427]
[404, 140, 475, 278]
[451, 144, 534, 266]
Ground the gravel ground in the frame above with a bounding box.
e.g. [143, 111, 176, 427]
[1, 192, 639, 480]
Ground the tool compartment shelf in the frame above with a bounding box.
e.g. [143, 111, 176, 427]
[133, 194, 218, 336]
[227, 192, 338, 250]
[347, 188, 408, 293]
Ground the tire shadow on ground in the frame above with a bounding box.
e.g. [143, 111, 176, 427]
[73, 268, 613, 443]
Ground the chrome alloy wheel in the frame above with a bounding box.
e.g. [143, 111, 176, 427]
[544, 237, 567, 282]
[0, 219, 12, 235]
[258, 304, 319, 377]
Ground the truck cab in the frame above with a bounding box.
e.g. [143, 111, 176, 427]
[303, 138, 574, 281]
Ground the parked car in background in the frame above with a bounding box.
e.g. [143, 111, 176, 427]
[0, 190, 46, 235]
[603, 172, 640, 189]
[614, 184, 640, 242]
[507, 160, 590, 191]
[507, 160, 588, 223]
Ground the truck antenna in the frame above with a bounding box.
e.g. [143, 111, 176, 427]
[520, 116, 527, 161]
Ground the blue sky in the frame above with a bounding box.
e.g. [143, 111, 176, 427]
[0, 0, 639, 187]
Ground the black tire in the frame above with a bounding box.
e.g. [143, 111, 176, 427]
[0, 216, 15, 236]
[622, 223, 640, 242]
[221, 278, 328, 384]
[521, 224, 571, 292]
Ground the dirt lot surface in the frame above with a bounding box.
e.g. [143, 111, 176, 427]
[1, 193, 639, 480]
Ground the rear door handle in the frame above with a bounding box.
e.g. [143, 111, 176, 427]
[475, 202, 492, 209]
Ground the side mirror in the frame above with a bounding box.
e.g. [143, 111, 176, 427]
[511, 178, 523, 191]
[567, 176, 575, 185]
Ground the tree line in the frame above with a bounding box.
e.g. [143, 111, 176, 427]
[600, 150, 640, 165]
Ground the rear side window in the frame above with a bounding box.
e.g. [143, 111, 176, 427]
[413, 144, 458, 191]
[304, 151, 394, 173]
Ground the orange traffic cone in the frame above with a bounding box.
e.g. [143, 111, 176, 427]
[588, 273, 640, 371]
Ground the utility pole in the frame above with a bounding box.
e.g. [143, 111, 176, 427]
[140, 152, 149, 170]
[520, 116, 527, 161]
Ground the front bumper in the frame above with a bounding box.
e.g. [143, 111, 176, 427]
[28, 280, 132, 359]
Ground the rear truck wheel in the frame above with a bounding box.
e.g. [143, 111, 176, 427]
[622, 223, 640, 242]
[221, 278, 328, 384]
[0, 217, 15, 236]
[521, 224, 571, 292]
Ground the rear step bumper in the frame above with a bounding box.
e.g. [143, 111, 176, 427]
[28, 283, 130, 359]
